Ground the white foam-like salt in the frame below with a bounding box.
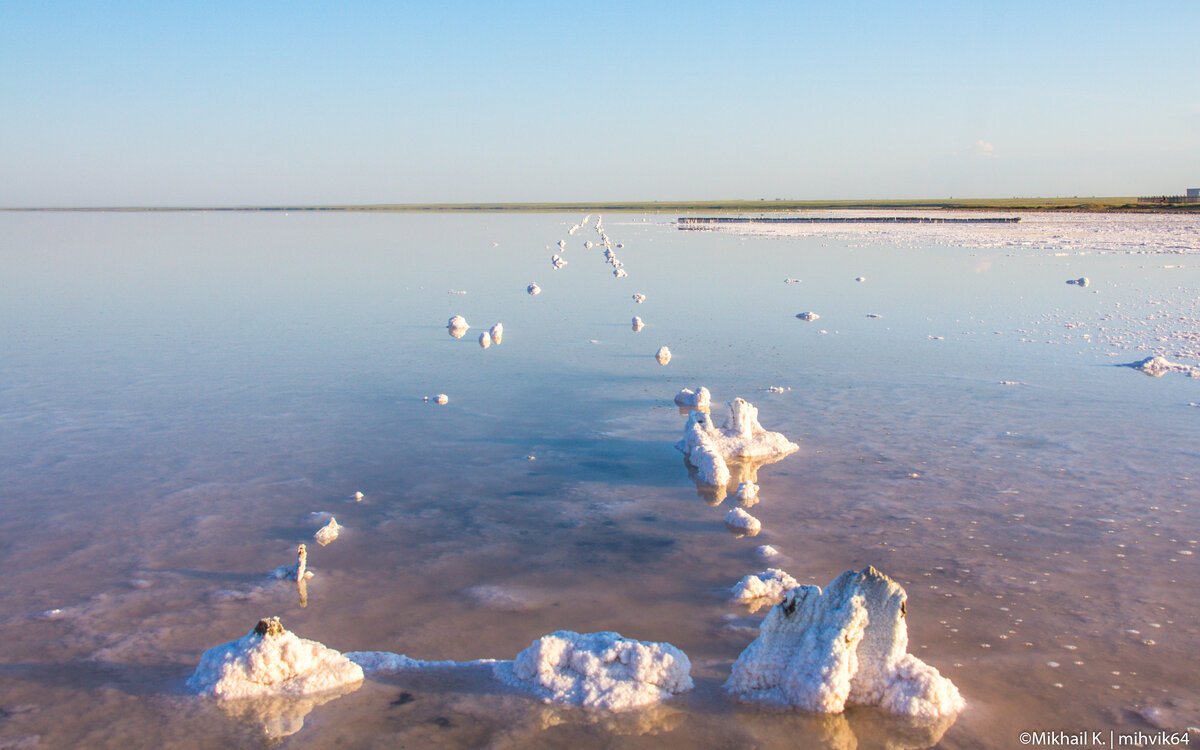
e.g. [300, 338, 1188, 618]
[188, 618, 363, 700]
[726, 567, 964, 720]
[731, 568, 799, 606]
[495, 630, 693, 711]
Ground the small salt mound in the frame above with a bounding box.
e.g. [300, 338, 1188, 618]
[656, 346, 671, 366]
[314, 517, 341, 546]
[673, 387, 711, 409]
[495, 631, 693, 710]
[796, 312, 820, 321]
[784, 278, 801, 284]
[614, 268, 628, 278]
[353, 491, 363, 502]
[756, 545, 781, 558]
[632, 293, 646, 303]
[726, 566, 965, 720]
[856, 276, 866, 282]
[527, 283, 541, 295]
[188, 617, 363, 700]
[1066, 277, 1090, 287]
[724, 507, 762, 536]
[479, 331, 492, 349]
[676, 398, 798, 487]
[433, 394, 449, 405]
[735, 481, 759, 504]
[490, 323, 504, 344]
[632, 317, 644, 332]
[1124, 356, 1200, 378]
[731, 568, 799, 606]
[447, 315, 469, 338]
[551, 255, 566, 269]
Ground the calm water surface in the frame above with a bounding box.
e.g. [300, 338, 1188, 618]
[0, 211, 1197, 748]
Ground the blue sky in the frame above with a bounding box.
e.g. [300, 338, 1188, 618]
[2, 1, 1197, 205]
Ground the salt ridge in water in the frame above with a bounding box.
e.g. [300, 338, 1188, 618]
[676, 398, 798, 486]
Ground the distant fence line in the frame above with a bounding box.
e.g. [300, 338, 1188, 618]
[1137, 196, 1200, 204]
[677, 216, 1020, 227]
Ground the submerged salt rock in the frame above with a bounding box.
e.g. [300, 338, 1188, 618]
[796, 312, 820, 321]
[495, 630, 693, 710]
[724, 507, 762, 536]
[314, 517, 341, 546]
[656, 346, 671, 366]
[674, 387, 711, 409]
[735, 481, 759, 504]
[726, 567, 965, 720]
[731, 568, 799, 605]
[632, 316, 644, 332]
[188, 617, 363, 700]
[479, 331, 492, 349]
[527, 283, 541, 295]
[490, 323, 504, 344]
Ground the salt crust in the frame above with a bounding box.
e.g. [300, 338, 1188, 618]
[655, 346, 671, 365]
[447, 315, 469, 339]
[676, 398, 798, 486]
[726, 567, 965, 721]
[495, 631, 693, 711]
[188, 618, 363, 700]
[731, 568, 799, 605]
[724, 507, 762, 535]
[673, 387, 711, 409]
[313, 517, 341, 546]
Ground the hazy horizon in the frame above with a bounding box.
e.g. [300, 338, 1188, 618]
[3, 1, 1198, 207]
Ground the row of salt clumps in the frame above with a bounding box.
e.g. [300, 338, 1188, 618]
[674, 392, 964, 721]
[447, 315, 504, 348]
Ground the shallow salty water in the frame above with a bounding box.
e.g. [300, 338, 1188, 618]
[0, 210, 1197, 748]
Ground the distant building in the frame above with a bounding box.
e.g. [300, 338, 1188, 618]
[1188, 188, 1199, 198]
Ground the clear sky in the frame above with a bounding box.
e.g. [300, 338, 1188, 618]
[2, 1, 1197, 206]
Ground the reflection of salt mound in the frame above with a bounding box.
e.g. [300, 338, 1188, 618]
[214, 681, 360, 742]
[188, 617, 364, 700]
[495, 631, 693, 710]
[726, 567, 964, 721]
[735, 481, 759, 504]
[676, 399, 798, 486]
[731, 568, 799, 607]
[674, 387, 711, 409]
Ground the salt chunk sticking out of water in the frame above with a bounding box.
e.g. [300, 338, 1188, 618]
[726, 566, 965, 720]
[353, 491, 363, 502]
[656, 347, 671, 366]
[490, 323, 504, 344]
[632, 317, 644, 332]
[187, 617, 363, 700]
[855, 276, 866, 283]
[674, 387, 711, 409]
[681, 412, 731, 486]
[866, 313, 883, 319]
[756, 545, 781, 558]
[1066, 277, 1090, 287]
[314, 517, 341, 546]
[494, 630, 694, 711]
[731, 568, 799, 607]
[551, 255, 566, 269]
[1124, 356, 1200, 378]
[632, 293, 646, 303]
[433, 394, 449, 405]
[677, 398, 799, 464]
[527, 283, 541, 295]
[796, 312, 820, 321]
[784, 278, 801, 284]
[272, 545, 314, 581]
[614, 268, 628, 278]
[447, 315, 469, 338]
[479, 331, 492, 349]
[724, 507, 762, 536]
[736, 481, 759, 504]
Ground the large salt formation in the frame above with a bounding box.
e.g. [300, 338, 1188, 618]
[188, 617, 364, 700]
[676, 398, 798, 486]
[495, 630, 694, 711]
[726, 567, 964, 721]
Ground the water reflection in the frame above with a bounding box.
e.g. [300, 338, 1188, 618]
[683, 454, 791, 506]
[732, 705, 957, 750]
[214, 680, 362, 744]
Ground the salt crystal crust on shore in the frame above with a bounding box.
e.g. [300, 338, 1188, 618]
[495, 631, 693, 711]
[726, 567, 965, 720]
[731, 568, 799, 605]
[188, 617, 363, 700]
[676, 398, 798, 486]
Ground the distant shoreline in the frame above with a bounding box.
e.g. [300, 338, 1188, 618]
[3, 198, 1198, 213]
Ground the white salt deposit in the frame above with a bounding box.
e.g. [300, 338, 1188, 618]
[1125, 356, 1200, 378]
[447, 315, 469, 338]
[676, 398, 798, 488]
[614, 268, 628, 278]
[632, 293, 646, 303]
[551, 255, 566, 269]
[433, 394, 449, 405]
[479, 331, 492, 349]
[527, 283, 541, 295]
[731, 568, 799, 606]
[756, 545, 781, 558]
[345, 651, 495, 672]
[313, 517, 341, 546]
[353, 491, 363, 502]
[632, 316, 644, 332]
[494, 630, 693, 711]
[726, 566, 965, 720]
[656, 346, 671, 366]
[271, 545, 314, 581]
[673, 387, 711, 409]
[796, 312, 820, 321]
[490, 323, 504, 344]
[735, 481, 759, 503]
[856, 276, 866, 282]
[724, 507, 761, 536]
[187, 617, 363, 700]
[784, 278, 801, 284]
